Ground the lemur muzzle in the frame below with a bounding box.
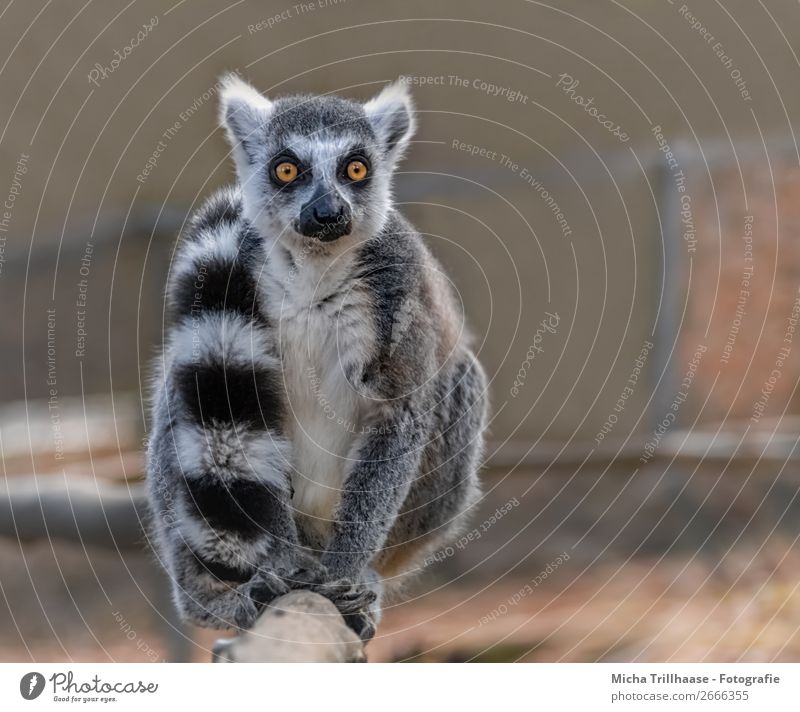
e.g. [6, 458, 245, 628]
[298, 190, 352, 241]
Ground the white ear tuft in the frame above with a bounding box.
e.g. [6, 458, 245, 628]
[218, 74, 273, 162]
[364, 79, 416, 159]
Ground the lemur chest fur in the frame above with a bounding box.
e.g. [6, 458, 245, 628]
[261, 248, 375, 545]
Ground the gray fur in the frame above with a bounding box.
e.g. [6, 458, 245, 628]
[146, 77, 488, 639]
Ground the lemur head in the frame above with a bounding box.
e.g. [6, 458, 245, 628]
[219, 75, 415, 251]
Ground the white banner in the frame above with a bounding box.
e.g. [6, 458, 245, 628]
[0, 663, 796, 711]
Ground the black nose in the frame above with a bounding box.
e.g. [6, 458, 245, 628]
[314, 204, 344, 225]
[298, 194, 352, 241]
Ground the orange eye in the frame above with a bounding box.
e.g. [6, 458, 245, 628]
[346, 160, 368, 181]
[275, 161, 298, 183]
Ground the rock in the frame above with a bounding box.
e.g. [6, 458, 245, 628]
[212, 590, 366, 663]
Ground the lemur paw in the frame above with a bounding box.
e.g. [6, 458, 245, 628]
[343, 609, 378, 642]
[307, 577, 377, 615]
[245, 569, 291, 609]
[284, 558, 328, 589]
[230, 597, 261, 630]
[183, 590, 261, 631]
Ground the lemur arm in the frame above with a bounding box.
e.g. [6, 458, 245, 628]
[318, 239, 438, 581]
[321, 401, 428, 579]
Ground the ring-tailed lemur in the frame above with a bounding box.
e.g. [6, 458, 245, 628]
[146, 75, 488, 640]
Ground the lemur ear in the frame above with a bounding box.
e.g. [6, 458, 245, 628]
[218, 74, 273, 164]
[364, 79, 416, 160]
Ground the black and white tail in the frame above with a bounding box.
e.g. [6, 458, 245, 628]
[146, 188, 302, 628]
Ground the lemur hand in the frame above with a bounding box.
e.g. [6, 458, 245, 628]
[301, 577, 378, 640]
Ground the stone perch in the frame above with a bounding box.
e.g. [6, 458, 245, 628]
[212, 590, 367, 663]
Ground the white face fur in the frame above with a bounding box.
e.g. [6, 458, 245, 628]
[218, 75, 416, 256]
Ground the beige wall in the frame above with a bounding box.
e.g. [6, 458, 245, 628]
[2, 0, 799, 447]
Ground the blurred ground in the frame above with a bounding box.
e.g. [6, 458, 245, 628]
[3, 463, 800, 663]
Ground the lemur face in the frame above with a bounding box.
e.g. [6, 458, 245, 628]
[219, 76, 416, 251]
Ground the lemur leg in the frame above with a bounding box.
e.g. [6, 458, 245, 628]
[314, 353, 487, 639]
[166, 539, 291, 630]
[311, 402, 424, 637]
[378, 352, 487, 581]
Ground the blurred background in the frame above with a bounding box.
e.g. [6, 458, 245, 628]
[2, 0, 800, 662]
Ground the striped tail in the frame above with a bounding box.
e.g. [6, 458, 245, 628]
[151, 187, 295, 577]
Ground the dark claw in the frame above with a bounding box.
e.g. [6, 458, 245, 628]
[308, 578, 377, 614]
